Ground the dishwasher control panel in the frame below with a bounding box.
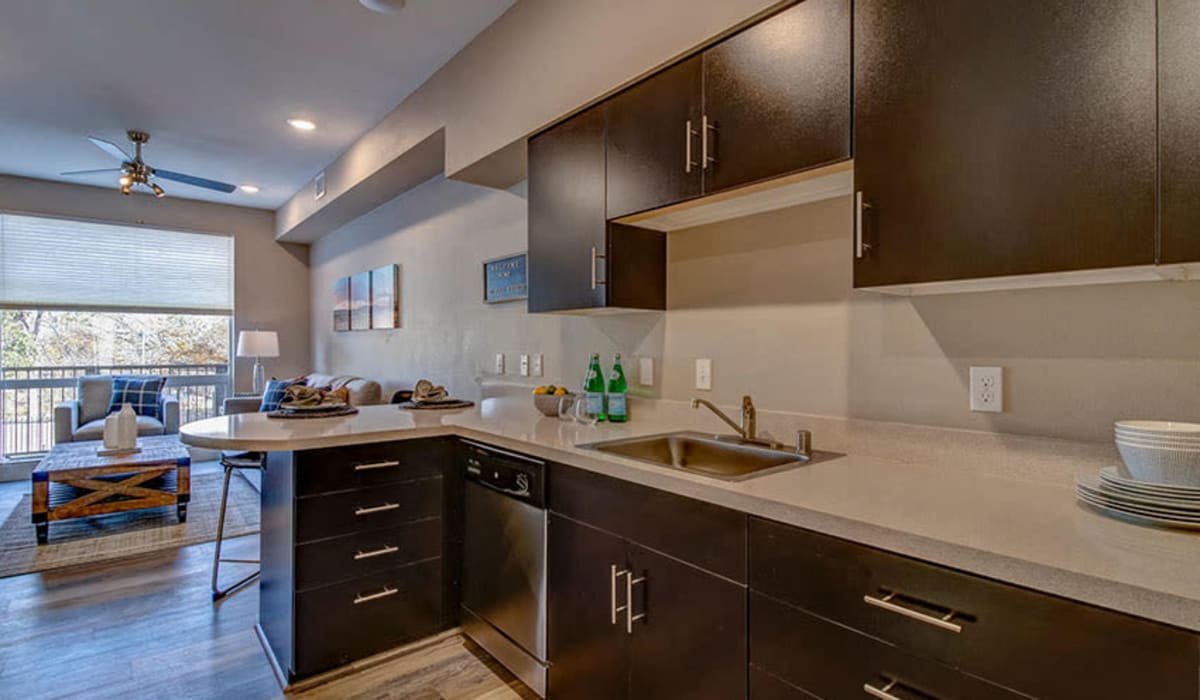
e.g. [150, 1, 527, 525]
[463, 440, 546, 508]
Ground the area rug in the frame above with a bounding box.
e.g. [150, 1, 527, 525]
[0, 470, 259, 578]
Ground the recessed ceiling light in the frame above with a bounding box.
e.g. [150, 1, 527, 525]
[286, 118, 316, 131]
[239, 184, 260, 194]
[360, 0, 406, 13]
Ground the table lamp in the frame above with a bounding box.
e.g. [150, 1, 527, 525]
[236, 330, 279, 394]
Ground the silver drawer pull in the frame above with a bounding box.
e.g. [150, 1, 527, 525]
[610, 564, 628, 625]
[863, 679, 906, 700]
[353, 586, 398, 605]
[863, 591, 963, 633]
[625, 571, 646, 634]
[354, 460, 400, 471]
[354, 502, 400, 516]
[354, 545, 399, 560]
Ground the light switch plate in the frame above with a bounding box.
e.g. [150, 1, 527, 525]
[532, 353, 544, 377]
[519, 354, 530, 377]
[494, 353, 505, 375]
[639, 357, 654, 386]
[695, 358, 712, 391]
[970, 366, 1003, 412]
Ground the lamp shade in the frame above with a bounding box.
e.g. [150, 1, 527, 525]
[236, 330, 279, 358]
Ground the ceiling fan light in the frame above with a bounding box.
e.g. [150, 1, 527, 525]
[118, 174, 132, 186]
[120, 183, 132, 196]
[151, 183, 166, 198]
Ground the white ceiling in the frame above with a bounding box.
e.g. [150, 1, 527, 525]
[0, 0, 514, 208]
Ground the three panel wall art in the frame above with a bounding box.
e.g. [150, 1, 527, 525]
[333, 264, 399, 331]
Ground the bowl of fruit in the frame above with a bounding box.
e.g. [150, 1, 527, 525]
[533, 385, 571, 416]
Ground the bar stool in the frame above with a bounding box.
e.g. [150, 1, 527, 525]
[211, 450, 264, 601]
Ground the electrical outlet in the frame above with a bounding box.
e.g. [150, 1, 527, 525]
[519, 354, 530, 377]
[695, 358, 712, 391]
[970, 366, 1003, 412]
[639, 357, 654, 386]
[494, 353, 505, 375]
[532, 353, 544, 377]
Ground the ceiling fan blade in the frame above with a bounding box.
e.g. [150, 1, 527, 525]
[152, 168, 236, 193]
[87, 136, 132, 162]
[60, 168, 124, 176]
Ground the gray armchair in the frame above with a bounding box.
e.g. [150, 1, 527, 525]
[54, 375, 180, 445]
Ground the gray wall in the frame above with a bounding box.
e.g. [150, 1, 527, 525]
[0, 175, 311, 391]
[311, 177, 1200, 443]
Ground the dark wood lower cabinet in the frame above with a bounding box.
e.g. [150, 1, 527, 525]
[627, 543, 746, 700]
[547, 513, 628, 700]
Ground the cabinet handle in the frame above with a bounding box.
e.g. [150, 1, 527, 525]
[354, 460, 400, 471]
[590, 246, 607, 290]
[685, 120, 699, 173]
[863, 591, 964, 633]
[354, 502, 400, 516]
[863, 678, 922, 700]
[353, 586, 398, 605]
[353, 544, 399, 560]
[855, 191, 873, 259]
[610, 564, 629, 625]
[625, 570, 646, 634]
[701, 115, 716, 169]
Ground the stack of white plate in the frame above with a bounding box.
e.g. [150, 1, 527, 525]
[1076, 468, 1200, 530]
[1113, 420, 1200, 487]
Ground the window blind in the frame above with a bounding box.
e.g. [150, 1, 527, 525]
[0, 213, 234, 314]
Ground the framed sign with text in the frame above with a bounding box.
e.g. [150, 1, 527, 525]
[483, 252, 528, 303]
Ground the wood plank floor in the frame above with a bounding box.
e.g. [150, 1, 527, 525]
[0, 486, 536, 700]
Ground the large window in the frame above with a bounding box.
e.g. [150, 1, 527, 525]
[0, 213, 234, 457]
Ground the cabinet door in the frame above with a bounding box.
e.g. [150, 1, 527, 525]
[606, 55, 702, 218]
[528, 104, 607, 312]
[1159, 0, 1200, 263]
[853, 0, 1156, 287]
[627, 544, 747, 700]
[702, 0, 851, 193]
[547, 514, 628, 699]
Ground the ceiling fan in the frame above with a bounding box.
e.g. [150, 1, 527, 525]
[60, 130, 236, 198]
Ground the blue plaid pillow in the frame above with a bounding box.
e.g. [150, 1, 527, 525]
[108, 375, 166, 420]
[259, 379, 296, 412]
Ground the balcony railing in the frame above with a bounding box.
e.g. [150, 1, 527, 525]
[0, 363, 230, 458]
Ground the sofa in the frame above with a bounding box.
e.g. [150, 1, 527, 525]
[54, 375, 180, 444]
[222, 373, 384, 415]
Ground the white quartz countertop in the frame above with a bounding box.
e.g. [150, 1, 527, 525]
[181, 399, 1200, 632]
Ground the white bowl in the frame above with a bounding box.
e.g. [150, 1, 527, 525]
[1116, 441, 1200, 487]
[1115, 427, 1200, 442]
[1115, 434, 1200, 449]
[1115, 420, 1200, 437]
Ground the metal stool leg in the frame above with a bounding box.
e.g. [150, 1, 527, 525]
[212, 462, 259, 601]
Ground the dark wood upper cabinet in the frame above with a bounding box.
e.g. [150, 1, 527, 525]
[852, 0, 1157, 288]
[606, 56, 703, 219]
[702, 0, 851, 193]
[527, 104, 607, 313]
[1158, 0, 1200, 264]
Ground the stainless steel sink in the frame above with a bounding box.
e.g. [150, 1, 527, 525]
[581, 431, 830, 481]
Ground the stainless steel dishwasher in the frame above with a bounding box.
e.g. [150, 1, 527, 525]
[461, 439, 548, 697]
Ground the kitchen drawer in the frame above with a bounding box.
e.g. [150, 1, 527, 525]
[295, 517, 443, 591]
[549, 463, 745, 582]
[749, 666, 816, 700]
[296, 476, 442, 544]
[751, 592, 1023, 700]
[749, 518, 1200, 700]
[295, 438, 448, 497]
[293, 558, 443, 678]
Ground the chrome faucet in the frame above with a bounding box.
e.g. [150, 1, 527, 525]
[692, 395, 758, 442]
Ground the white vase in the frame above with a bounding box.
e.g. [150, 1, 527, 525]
[103, 414, 120, 450]
[118, 403, 137, 450]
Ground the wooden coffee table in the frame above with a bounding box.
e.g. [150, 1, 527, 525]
[31, 435, 191, 544]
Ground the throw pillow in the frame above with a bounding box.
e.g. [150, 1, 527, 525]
[108, 375, 166, 420]
[259, 378, 297, 412]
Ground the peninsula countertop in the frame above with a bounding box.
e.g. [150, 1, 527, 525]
[180, 399, 1200, 633]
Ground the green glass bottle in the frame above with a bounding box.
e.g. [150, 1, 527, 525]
[584, 353, 606, 421]
[607, 354, 628, 422]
